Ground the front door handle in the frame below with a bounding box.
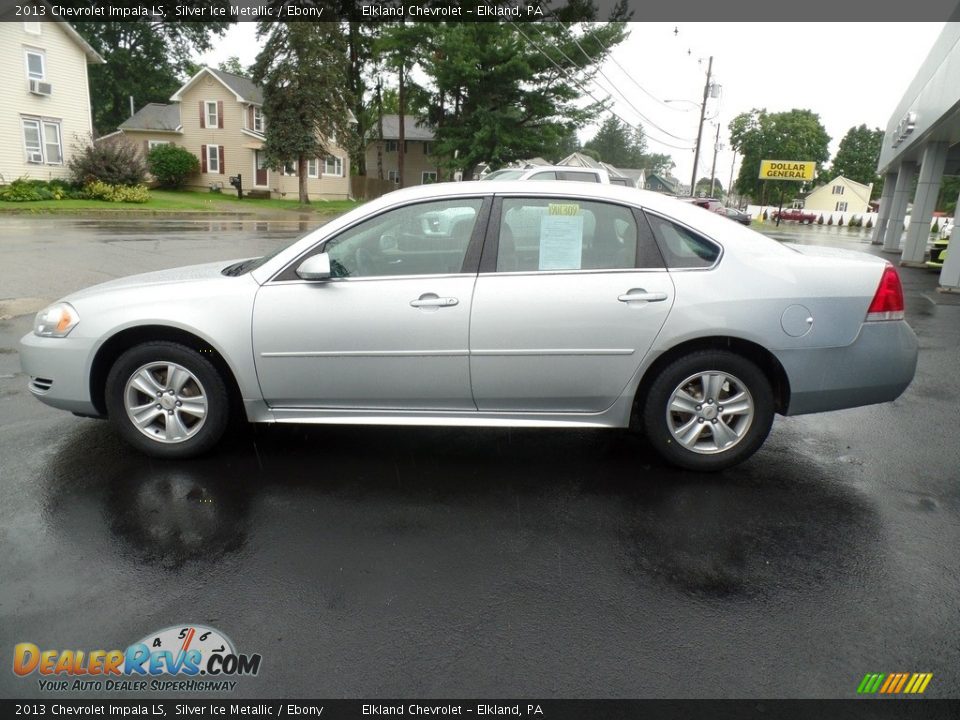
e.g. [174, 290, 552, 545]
[618, 289, 668, 303]
[410, 294, 459, 308]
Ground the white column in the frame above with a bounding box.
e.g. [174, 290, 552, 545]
[939, 188, 960, 291]
[871, 171, 898, 246]
[883, 162, 918, 253]
[902, 143, 948, 266]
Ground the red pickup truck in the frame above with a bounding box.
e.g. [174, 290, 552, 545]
[772, 208, 818, 224]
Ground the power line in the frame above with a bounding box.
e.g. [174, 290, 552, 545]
[531, 23, 696, 144]
[509, 22, 694, 153]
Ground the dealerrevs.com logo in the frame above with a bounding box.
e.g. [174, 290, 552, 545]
[13, 624, 262, 692]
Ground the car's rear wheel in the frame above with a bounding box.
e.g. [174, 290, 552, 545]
[642, 350, 774, 471]
[105, 341, 229, 459]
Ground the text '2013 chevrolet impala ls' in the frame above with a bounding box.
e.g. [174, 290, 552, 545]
[20, 182, 918, 471]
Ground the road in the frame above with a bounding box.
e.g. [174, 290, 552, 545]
[1, 217, 958, 699]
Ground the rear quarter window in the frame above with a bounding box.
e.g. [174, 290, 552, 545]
[644, 212, 721, 269]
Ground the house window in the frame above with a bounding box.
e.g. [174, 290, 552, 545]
[283, 161, 297, 176]
[207, 144, 220, 173]
[387, 170, 400, 184]
[22, 117, 61, 164]
[253, 107, 264, 134]
[148, 140, 170, 150]
[205, 101, 218, 129]
[386, 140, 398, 152]
[25, 49, 45, 81]
[307, 158, 319, 178]
[423, 142, 434, 156]
[832, 185, 844, 195]
[836, 201, 848, 212]
[422, 171, 438, 184]
[323, 155, 343, 177]
[23, 22, 41, 35]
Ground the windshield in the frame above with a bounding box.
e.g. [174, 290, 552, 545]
[481, 169, 525, 181]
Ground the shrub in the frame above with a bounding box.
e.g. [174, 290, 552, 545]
[147, 144, 200, 189]
[931, 219, 939, 234]
[0, 178, 43, 201]
[866, 217, 874, 229]
[817, 214, 824, 225]
[761, 209, 768, 221]
[827, 216, 833, 225]
[838, 216, 844, 226]
[68, 136, 146, 187]
[83, 180, 150, 203]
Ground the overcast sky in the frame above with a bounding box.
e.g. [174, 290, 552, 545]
[197, 22, 946, 184]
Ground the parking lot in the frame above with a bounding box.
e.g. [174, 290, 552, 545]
[1, 216, 958, 699]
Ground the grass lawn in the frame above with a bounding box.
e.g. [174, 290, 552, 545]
[0, 189, 363, 215]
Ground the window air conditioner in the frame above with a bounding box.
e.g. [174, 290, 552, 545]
[29, 79, 52, 96]
[28, 151, 44, 163]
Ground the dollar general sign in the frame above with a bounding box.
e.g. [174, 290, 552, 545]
[758, 160, 816, 181]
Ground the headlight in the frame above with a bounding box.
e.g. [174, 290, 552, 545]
[34, 302, 80, 337]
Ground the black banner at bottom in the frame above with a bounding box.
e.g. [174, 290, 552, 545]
[3, 699, 960, 720]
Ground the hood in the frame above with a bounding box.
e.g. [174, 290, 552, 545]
[64, 259, 250, 301]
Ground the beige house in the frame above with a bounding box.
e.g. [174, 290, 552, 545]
[0, 16, 103, 184]
[116, 67, 350, 200]
[365, 115, 439, 187]
[802, 175, 874, 214]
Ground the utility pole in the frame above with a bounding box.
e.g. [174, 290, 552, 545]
[709, 122, 721, 197]
[727, 151, 737, 206]
[690, 55, 713, 197]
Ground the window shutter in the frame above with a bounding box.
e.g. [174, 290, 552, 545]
[201, 145, 207, 173]
[143, 140, 149, 157]
[217, 101, 224, 129]
[218, 146, 225, 174]
[199, 101, 205, 129]
[248, 106, 254, 129]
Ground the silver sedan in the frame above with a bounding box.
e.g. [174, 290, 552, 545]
[19, 182, 918, 471]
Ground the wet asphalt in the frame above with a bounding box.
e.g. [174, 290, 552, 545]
[0, 217, 958, 699]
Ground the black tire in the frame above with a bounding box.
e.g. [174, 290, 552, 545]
[642, 350, 775, 472]
[105, 341, 230, 459]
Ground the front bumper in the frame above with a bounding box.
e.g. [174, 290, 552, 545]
[776, 320, 919, 416]
[19, 331, 100, 416]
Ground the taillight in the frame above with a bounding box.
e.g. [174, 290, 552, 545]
[866, 263, 905, 321]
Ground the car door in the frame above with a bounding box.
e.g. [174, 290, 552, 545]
[469, 195, 675, 413]
[252, 196, 489, 410]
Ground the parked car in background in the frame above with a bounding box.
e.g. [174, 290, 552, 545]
[481, 165, 611, 184]
[678, 196, 725, 214]
[20, 182, 918, 472]
[722, 207, 752, 226]
[772, 208, 818, 224]
[927, 237, 949, 270]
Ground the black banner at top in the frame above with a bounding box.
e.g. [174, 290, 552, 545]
[2, 0, 960, 22]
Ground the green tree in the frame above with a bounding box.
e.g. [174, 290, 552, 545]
[641, 153, 675, 176]
[938, 175, 960, 215]
[584, 116, 646, 167]
[252, 22, 353, 204]
[62, 4, 231, 135]
[418, 19, 629, 177]
[830, 125, 884, 199]
[217, 56, 250, 78]
[729, 109, 831, 205]
[695, 176, 724, 198]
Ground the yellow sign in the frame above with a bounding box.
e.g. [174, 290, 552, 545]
[548, 203, 580, 216]
[759, 160, 816, 181]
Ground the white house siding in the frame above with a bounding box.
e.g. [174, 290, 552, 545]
[364, 140, 439, 187]
[0, 21, 95, 184]
[802, 176, 873, 214]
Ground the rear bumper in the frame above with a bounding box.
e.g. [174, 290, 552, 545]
[19, 331, 99, 416]
[776, 320, 918, 415]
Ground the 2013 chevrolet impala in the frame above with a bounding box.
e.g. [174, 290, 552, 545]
[20, 182, 918, 471]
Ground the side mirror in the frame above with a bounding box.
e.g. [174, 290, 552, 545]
[296, 253, 332, 280]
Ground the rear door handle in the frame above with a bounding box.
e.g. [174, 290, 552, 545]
[618, 289, 668, 303]
[410, 295, 459, 308]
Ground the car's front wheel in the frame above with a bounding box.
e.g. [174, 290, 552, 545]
[105, 341, 229, 459]
[642, 350, 775, 471]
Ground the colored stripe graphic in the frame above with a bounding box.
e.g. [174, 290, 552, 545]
[857, 672, 932, 694]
